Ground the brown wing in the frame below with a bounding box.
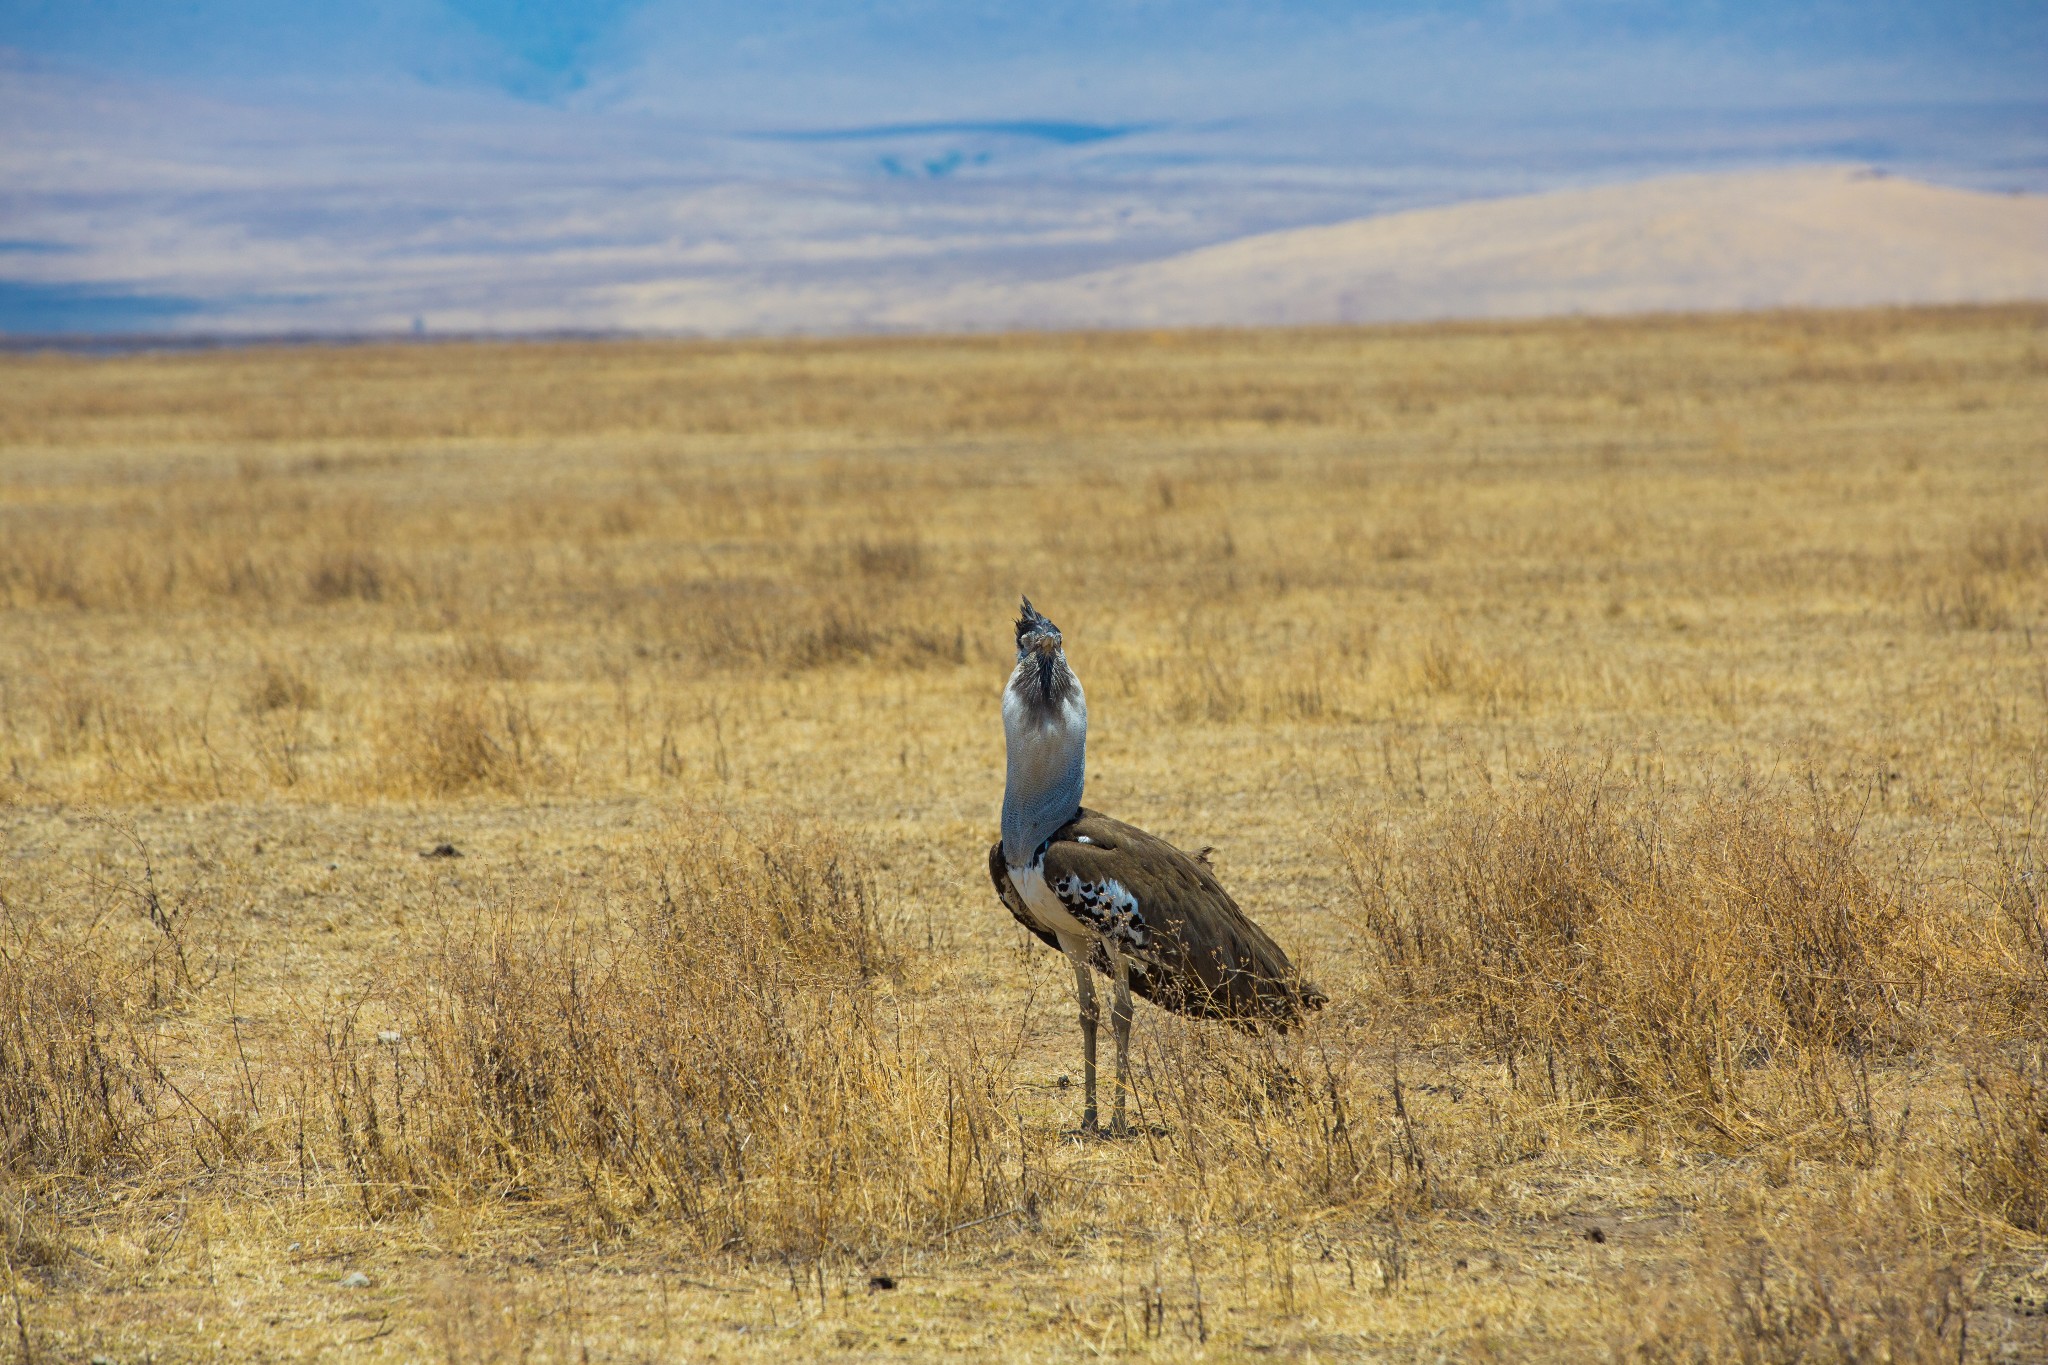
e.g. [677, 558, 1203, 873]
[990, 835, 1177, 1004]
[998, 808, 1325, 1029]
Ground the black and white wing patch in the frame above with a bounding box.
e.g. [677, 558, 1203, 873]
[1048, 870, 1154, 959]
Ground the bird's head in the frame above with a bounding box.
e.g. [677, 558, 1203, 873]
[1012, 596, 1074, 705]
[1015, 596, 1062, 661]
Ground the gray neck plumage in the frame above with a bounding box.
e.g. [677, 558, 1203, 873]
[1001, 653, 1087, 868]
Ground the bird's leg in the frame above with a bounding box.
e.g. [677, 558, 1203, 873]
[1109, 959, 1134, 1137]
[1069, 950, 1099, 1134]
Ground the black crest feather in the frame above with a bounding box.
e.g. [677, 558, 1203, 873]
[1016, 596, 1056, 643]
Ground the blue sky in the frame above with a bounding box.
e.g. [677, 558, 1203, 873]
[2, 2, 2043, 332]
[8, 2, 2045, 113]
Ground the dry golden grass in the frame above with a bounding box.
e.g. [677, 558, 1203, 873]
[1, 306, 2046, 1361]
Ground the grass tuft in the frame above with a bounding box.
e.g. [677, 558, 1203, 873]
[380, 689, 549, 795]
[313, 813, 1027, 1254]
[1342, 762, 1927, 1139]
[0, 922, 162, 1177]
[305, 548, 391, 603]
[1958, 1049, 2048, 1234]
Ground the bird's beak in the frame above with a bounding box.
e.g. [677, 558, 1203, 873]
[1031, 635, 1059, 659]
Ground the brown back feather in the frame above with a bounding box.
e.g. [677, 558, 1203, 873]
[987, 808, 1325, 1029]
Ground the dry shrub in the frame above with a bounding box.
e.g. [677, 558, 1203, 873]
[380, 689, 549, 795]
[848, 535, 924, 580]
[1715, 1240, 1969, 1365]
[1956, 1047, 2048, 1234]
[783, 604, 965, 672]
[649, 585, 965, 674]
[1117, 1015, 1405, 1224]
[1622, 1184, 1973, 1364]
[1341, 761, 1924, 1140]
[245, 658, 318, 714]
[896, 621, 969, 667]
[1, 1186, 83, 1277]
[1418, 635, 1469, 695]
[1977, 771, 2048, 1031]
[305, 548, 392, 603]
[182, 534, 290, 605]
[23, 678, 206, 798]
[784, 605, 889, 668]
[33, 676, 113, 762]
[648, 585, 777, 668]
[316, 813, 1021, 1255]
[1964, 515, 2048, 577]
[0, 537, 90, 610]
[1409, 632, 1536, 709]
[0, 922, 162, 1176]
[1924, 572, 2013, 631]
[1917, 508, 2048, 634]
[1167, 657, 1246, 723]
[448, 635, 537, 682]
[1371, 526, 1422, 561]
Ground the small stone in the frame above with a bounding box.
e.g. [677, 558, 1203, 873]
[286, 1242, 301, 1253]
[421, 843, 462, 859]
[868, 1275, 897, 1291]
[92, 1356, 115, 1365]
[377, 1030, 403, 1046]
[341, 1271, 372, 1288]
[1587, 1227, 1606, 1244]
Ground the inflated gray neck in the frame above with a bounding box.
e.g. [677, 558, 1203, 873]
[1001, 663, 1086, 867]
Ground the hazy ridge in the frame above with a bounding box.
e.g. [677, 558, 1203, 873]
[901, 166, 2048, 331]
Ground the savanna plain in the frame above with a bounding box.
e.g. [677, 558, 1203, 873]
[2, 307, 2046, 1363]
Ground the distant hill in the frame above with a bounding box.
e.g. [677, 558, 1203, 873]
[905, 167, 2048, 330]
